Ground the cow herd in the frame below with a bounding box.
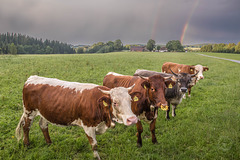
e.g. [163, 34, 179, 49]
[15, 62, 209, 160]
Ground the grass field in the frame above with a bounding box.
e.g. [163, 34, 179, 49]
[0, 52, 239, 160]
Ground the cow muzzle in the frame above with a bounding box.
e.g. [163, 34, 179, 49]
[180, 87, 188, 93]
[198, 76, 204, 80]
[126, 116, 138, 126]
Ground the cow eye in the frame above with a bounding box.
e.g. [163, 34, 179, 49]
[113, 102, 118, 107]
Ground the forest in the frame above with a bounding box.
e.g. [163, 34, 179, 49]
[0, 32, 75, 54]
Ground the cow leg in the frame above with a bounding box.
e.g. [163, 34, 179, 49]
[136, 121, 143, 147]
[150, 118, 158, 144]
[166, 102, 171, 120]
[188, 87, 192, 97]
[22, 110, 37, 146]
[39, 117, 52, 144]
[172, 105, 176, 117]
[84, 128, 100, 160]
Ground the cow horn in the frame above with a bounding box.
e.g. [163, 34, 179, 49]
[170, 69, 178, 77]
[98, 88, 110, 95]
[138, 75, 149, 80]
[191, 70, 199, 77]
[163, 76, 171, 80]
[127, 84, 135, 91]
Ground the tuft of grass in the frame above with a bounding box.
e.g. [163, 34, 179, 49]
[0, 52, 239, 159]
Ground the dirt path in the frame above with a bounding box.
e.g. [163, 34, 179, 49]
[196, 53, 240, 64]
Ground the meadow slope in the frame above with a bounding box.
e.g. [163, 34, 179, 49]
[0, 52, 239, 160]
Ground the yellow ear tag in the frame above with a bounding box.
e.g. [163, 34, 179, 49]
[103, 100, 108, 107]
[190, 69, 193, 72]
[161, 105, 168, 111]
[144, 85, 147, 89]
[133, 96, 139, 102]
[168, 84, 172, 88]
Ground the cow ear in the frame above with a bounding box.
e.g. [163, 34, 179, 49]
[141, 81, 150, 89]
[189, 66, 195, 74]
[165, 80, 175, 88]
[130, 92, 143, 102]
[98, 96, 111, 108]
[203, 67, 209, 71]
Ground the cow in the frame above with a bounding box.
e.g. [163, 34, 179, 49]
[162, 62, 209, 97]
[134, 69, 198, 120]
[15, 75, 138, 160]
[134, 69, 173, 78]
[103, 72, 168, 147]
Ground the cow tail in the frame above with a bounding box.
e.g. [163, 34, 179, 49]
[15, 113, 25, 142]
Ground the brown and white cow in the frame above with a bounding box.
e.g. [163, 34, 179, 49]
[134, 69, 198, 120]
[162, 62, 209, 97]
[15, 75, 138, 160]
[103, 72, 168, 147]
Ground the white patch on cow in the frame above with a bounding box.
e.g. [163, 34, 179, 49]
[107, 72, 124, 76]
[138, 111, 154, 124]
[194, 65, 204, 80]
[72, 118, 108, 135]
[178, 69, 181, 73]
[39, 117, 49, 129]
[172, 105, 176, 117]
[108, 87, 138, 126]
[25, 75, 98, 93]
[95, 122, 108, 135]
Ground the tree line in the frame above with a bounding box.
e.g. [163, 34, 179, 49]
[76, 39, 125, 54]
[200, 42, 240, 53]
[0, 32, 75, 54]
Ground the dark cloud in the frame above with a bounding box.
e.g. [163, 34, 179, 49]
[0, 0, 239, 45]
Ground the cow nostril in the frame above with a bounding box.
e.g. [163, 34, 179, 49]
[127, 116, 138, 125]
[180, 88, 187, 93]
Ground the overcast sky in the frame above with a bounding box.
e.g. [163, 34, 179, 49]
[0, 0, 240, 45]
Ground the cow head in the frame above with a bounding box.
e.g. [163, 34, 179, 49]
[99, 85, 138, 126]
[139, 75, 168, 109]
[170, 69, 199, 93]
[194, 65, 209, 81]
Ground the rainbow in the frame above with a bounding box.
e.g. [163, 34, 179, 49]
[180, 0, 199, 44]
[151, 1, 162, 41]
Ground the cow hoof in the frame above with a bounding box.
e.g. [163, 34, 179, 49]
[137, 143, 142, 148]
[152, 141, 158, 144]
[24, 142, 30, 147]
[47, 142, 52, 146]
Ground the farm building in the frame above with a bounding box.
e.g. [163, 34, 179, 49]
[159, 47, 168, 52]
[130, 46, 146, 52]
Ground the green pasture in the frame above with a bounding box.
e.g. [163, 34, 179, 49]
[0, 52, 239, 160]
[199, 52, 240, 61]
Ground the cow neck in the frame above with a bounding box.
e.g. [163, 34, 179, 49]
[108, 105, 115, 127]
[96, 104, 114, 128]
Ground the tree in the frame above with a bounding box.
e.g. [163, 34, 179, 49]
[200, 44, 212, 52]
[77, 47, 84, 53]
[147, 39, 155, 51]
[166, 40, 184, 52]
[212, 43, 226, 53]
[8, 43, 17, 54]
[45, 46, 53, 54]
[235, 42, 240, 53]
[114, 39, 123, 51]
[225, 43, 235, 53]
[17, 45, 26, 54]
